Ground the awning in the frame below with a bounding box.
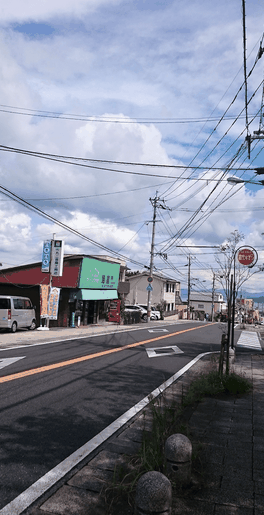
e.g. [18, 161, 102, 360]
[70, 289, 118, 301]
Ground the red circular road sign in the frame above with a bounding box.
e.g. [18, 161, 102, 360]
[237, 248, 255, 266]
[147, 276, 153, 282]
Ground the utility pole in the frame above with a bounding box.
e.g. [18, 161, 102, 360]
[187, 255, 191, 320]
[147, 193, 169, 322]
[211, 272, 215, 323]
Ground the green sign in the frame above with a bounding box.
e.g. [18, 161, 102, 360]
[79, 258, 120, 290]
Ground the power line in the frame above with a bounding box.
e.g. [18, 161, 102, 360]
[0, 183, 149, 269]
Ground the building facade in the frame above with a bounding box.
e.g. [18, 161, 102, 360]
[0, 255, 128, 327]
[126, 272, 181, 312]
[189, 291, 225, 317]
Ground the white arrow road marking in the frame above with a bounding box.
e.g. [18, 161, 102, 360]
[0, 357, 26, 370]
[148, 329, 169, 333]
[146, 345, 184, 358]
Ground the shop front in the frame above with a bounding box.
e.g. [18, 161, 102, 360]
[0, 254, 121, 328]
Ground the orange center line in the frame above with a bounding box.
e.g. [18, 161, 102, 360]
[0, 324, 208, 384]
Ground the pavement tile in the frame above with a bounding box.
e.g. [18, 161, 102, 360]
[39, 485, 105, 514]
[171, 499, 215, 514]
[214, 506, 254, 514]
[105, 438, 141, 455]
[255, 481, 264, 495]
[88, 450, 128, 472]
[255, 494, 264, 509]
[253, 470, 264, 481]
[67, 466, 113, 492]
[116, 427, 144, 443]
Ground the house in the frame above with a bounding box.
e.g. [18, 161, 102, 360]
[126, 271, 181, 313]
[189, 291, 225, 317]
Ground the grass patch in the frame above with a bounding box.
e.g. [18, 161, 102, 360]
[104, 368, 252, 513]
[183, 370, 252, 406]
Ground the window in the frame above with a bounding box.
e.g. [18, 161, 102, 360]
[198, 304, 204, 309]
[14, 299, 24, 309]
[0, 298, 10, 309]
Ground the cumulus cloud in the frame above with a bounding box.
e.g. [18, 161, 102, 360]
[0, 0, 122, 24]
[0, 0, 263, 294]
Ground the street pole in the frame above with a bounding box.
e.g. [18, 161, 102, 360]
[187, 255, 191, 320]
[147, 194, 158, 323]
[211, 272, 215, 322]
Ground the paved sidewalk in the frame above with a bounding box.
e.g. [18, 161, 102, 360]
[2, 350, 262, 515]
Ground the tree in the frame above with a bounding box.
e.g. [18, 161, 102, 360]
[215, 230, 260, 302]
[214, 230, 262, 373]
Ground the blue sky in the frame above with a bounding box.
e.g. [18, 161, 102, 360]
[0, 0, 264, 293]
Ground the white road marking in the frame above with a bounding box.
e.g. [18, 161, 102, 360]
[148, 329, 169, 333]
[0, 351, 216, 515]
[146, 345, 184, 358]
[0, 357, 25, 370]
[236, 331, 262, 350]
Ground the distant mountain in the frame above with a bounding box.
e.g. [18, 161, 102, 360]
[180, 289, 264, 304]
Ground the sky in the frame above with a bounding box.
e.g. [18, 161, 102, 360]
[0, 0, 264, 295]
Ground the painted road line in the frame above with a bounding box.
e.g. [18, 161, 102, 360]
[0, 357, 25, 370]
[236, 331, 262, 350]
[148, 329, 169, 333]
[0, 351, 215, 515]
[0, 322, 182, 352]
[146, 345, 183, 358]
[0, 324, 208, 384]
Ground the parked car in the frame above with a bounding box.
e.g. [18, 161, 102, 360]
[0, 295, 36, 332]
[124, 305, 156, 321]
[138, 305, 161, 320]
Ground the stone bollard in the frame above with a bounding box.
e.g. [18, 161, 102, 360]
[165, 434, 192, 485]
[135, 471, 172, 515]
[229, 347, 235, 364]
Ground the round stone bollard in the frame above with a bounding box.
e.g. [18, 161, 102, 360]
[165, 434, 192, 485]
[135, 471, 172, 515]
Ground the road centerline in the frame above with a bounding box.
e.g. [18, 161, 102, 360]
[0, 324, 208, 384]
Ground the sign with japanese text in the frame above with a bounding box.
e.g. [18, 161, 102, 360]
[47, 287, 61, 320]
[79, 258, 120, 289]
[50, 240, 64, 277]
[41, 240, 51, 273]
[237, 247, 257, 267]
[40, 284, 50, 318]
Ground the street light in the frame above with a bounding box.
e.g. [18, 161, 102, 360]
[227, 176, 264, 186]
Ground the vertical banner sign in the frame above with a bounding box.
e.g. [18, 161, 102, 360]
[48, 287, 61, 320]
[50, 240, 64, 276]
[41, 241, 52, 273]
[40, 284, 50, 318]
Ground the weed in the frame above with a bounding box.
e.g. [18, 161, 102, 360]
[104, 366, 252, 513]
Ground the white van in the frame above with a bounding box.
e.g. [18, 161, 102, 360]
[0, 296, 37, 332]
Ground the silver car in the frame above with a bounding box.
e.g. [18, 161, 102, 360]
[0, 295, 37, 332]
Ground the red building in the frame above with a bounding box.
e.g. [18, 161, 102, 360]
[0, 255, 128, 327]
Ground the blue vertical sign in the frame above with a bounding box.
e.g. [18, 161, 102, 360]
[41, 240, 51, 273]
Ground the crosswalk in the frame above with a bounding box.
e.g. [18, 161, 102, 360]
[236, 331, 262, 350]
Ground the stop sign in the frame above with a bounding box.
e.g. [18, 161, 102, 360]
[237, 248, 255, 266]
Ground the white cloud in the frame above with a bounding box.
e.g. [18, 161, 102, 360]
[0, 0, 263, 294]
[0, 0, 122, 24]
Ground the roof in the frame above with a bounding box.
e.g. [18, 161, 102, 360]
[127, 271, 180, 283]
[190, 291, 224, 302]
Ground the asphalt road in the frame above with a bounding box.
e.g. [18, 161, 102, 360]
[0, 321, 230, 509]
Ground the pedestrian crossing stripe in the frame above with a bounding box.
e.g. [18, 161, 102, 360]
[236, 331, 262, 350]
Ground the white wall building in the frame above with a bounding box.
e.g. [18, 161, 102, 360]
[189, 291, 225, 315]
[126, 272, 181, 312]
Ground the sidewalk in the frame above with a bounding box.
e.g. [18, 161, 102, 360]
[2, 350, 262, 515]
